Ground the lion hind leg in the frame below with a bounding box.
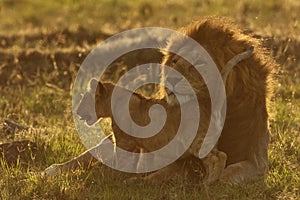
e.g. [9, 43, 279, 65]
[141, 158, 200, 182]
[219, 159, 267, 184]
[220, 130, 269, 184]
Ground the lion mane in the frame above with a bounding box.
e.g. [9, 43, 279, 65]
[161, 16, 276, 183]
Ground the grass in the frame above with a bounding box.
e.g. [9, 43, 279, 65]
[0, 0, 300, 199]
[1, 0, 299, 36]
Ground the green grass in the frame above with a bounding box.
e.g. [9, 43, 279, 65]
[1, 0, 299, 36]
[1, 0, 300, 199]
[1, 86, 299, 199]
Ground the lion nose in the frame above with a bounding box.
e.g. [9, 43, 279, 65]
[167, 77, 182, 86]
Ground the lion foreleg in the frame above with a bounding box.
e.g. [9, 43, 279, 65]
[44, 134, 115, 176]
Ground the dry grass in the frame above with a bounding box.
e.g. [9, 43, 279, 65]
[0, 0, 299, 199]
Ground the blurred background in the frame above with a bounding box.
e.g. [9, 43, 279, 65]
[0, 0, 299, 36]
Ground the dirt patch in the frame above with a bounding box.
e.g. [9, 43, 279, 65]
[0, 140, 37, 166]
[0, 26, 110, 49]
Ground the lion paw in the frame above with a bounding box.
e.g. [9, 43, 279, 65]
[202, 150, 227, 184]
[44, 164, 61, 176]
[219, 161, 263, 184]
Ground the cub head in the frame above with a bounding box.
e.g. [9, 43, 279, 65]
[76, 78, 112, 126]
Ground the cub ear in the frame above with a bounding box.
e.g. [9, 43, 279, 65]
[90, 78, 107, 94]
[160, 49, 168, 56]
[98, 81, 106, 93]
[89, 78, 99, 90]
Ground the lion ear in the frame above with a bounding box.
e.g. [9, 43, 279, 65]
[160, 49, 168, 56]
[98, 81, 106, 93]
[89, 78, 99, 90]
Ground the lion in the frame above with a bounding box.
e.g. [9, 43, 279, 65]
[45, 79, 226, 183]
[160, 17, 275, 183]
[44, 17, 275, 184]
[44, 42, 254, 182]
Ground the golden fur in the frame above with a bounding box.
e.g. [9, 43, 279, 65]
[45, 80, 225, 182]
[44, 17, 276, 184]
[83, 80, 225, 182]
[161, 17, 275, 183]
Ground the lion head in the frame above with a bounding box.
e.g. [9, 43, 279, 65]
[161, 17, 274, 107]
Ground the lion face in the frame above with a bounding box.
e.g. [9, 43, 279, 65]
[162, 49, 211, 105]
[77, 91, 97, 126]
[76, 79, 111, 126]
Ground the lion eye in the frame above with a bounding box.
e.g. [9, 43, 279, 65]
[172, 58, 178, 65]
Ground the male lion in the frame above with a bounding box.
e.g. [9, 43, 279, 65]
[161, 17, 275, 183]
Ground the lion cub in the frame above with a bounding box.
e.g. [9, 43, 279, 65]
[45, 79, 226, 183]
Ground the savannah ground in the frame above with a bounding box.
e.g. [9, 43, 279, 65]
[0, 0, 299, 199]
